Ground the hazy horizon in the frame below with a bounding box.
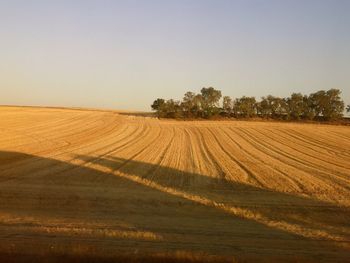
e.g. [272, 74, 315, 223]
[1, 0, 349, 111]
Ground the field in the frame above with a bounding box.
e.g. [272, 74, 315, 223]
[0, 106, 349, 262]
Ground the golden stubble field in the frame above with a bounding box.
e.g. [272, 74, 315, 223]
[0, 106, 349, 262]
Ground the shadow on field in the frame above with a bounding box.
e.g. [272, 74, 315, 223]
[80, 155, 350, 237]
[0, 151, 349, 262]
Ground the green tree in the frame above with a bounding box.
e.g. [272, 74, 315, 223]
[200, 87, 222, 118]
[164, 99, 182, 118]
[151, 88, 345, 121]
[257, 97, 271, 118]
[268, 96, 286, 119]
[222, 96, 233, 115]
[257, 96, 285, 119]
[302, 95, 315, 120]
[279, 98, 288, 118]
[309, 90, 326, 118]
[286, 93, 304, 120]
[234, 96, 257, 118]
[151, 98, 166, 118]
[347, 105, 350, 113]
[182, 91, 196, 118]
[323, 89, 344, 120]
[309, 89, 344, 120]
[189, 94, 204, 118]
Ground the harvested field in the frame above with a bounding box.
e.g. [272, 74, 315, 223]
[0, 106, 349, 262]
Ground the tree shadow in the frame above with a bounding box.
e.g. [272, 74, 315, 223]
[0, 151, 349, 262]
[75, 155, 350, 251]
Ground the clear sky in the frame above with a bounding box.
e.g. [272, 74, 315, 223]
[0, 0, 349, 111]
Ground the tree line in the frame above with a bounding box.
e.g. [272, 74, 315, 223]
[151, 87, 349, 121]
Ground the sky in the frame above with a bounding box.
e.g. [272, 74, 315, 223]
[0, 0, 349, 111]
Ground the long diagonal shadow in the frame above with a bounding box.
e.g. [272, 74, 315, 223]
[0, 151, 349, 261]
[74, 154, 350, 245]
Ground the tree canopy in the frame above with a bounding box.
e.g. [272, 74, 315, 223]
[151, 88, 346, 121]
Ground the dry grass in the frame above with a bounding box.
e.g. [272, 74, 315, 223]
[0, 106, 349, 262]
